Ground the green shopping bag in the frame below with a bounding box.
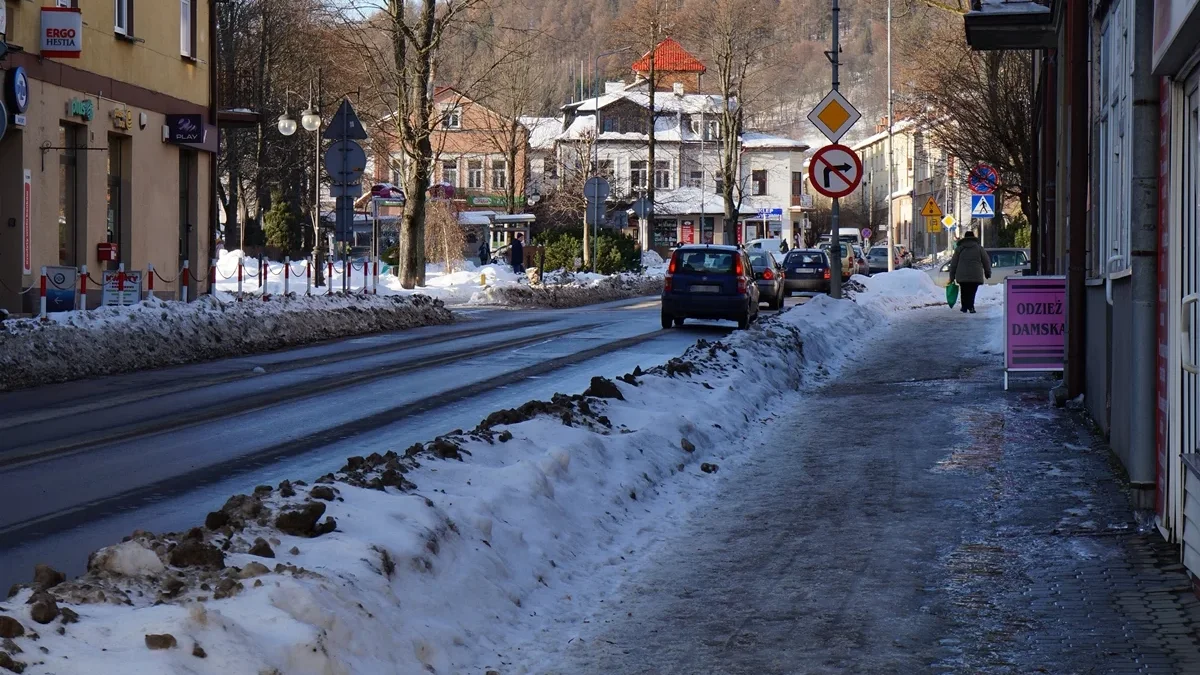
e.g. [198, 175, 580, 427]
[946, 281, 959, 308]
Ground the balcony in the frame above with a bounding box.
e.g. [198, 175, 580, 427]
[964, 0, 1054, 51]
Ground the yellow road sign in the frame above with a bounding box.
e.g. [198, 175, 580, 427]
[941, 215, 956, 228]
[925, 216, 942, 234]
[807, 89, 862, 144]
[920, 196, 942, 218]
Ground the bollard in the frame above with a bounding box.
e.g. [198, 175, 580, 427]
[181, 260, 190, 304]
[284, 256, 291, 299]
[260, 259, 268, 300]
[39, 266, 47, 319]
[117, 263, 126, 308]
[147, 263, 155, 297]
[373, 259, 379, 295]
[210, 258, 217, 297]
[328, 260, 334, 295]
[78, 264, 88, 311]
[362, 260, 368, 295]
[306, 258, 312, 296]
[237, 260, 244, 301]
[480, 272, 486, 287]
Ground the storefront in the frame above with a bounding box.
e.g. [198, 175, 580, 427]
[1150, 0, 1200, 571]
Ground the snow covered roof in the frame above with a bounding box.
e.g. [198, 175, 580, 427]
[519, 116, 563, 151]
[632, 38, 707, 74]
[570, 91, 728, 116]
[459, 211, 499, 226]
[850, 120, 918, 151]
[654, 187, 759, 216]
[741, 132, 810, 151]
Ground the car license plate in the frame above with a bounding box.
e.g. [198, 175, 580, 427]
[690, 284, 719, 293]
[794, 268, 815, 275]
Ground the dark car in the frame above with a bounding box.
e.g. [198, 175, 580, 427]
[661, 245, 760, 330]
[783, 249, 831, 294]
[748, 251, 786, 309]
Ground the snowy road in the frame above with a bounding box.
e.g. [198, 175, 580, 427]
[0, 295, 805, 588]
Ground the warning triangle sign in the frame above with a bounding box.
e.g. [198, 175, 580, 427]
[920, 196, 942, 218]
[323, 99, 369, 140]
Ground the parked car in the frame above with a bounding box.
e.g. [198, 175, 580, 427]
[662, 245, 760, 330]
[867, 245, 898, 274]
[851, 244, 870, 276]
[746, 238, 787, 264]
[928, 247, 1031, 287]
[748, 251, 786, 309]
[819, 242, 856, 280]
[783, 249, 831, 295]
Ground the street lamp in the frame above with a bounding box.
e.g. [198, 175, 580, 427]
[277, 112, 298, 137]
[301, 106, 320, 133]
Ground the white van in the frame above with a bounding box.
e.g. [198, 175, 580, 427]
[818, 228, 866, 248]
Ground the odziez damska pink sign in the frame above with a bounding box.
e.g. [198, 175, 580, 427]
[1005, 276, 1067, 372]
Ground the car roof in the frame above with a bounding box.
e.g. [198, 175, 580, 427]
[675, 244, 740, 252]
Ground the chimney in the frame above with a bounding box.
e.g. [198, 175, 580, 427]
[673, 82, 685, 97]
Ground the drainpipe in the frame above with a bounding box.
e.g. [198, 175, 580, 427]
[1065, 0, 1088, 398]
[208, 0, 220, 296]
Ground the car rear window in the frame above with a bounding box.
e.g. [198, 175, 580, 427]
[674, 250, 736, 273]
[748, 253, 774, 268]
[870, 247, 888, 256]
[787, 252, 825, 265]
[990, 251, 1027, 267]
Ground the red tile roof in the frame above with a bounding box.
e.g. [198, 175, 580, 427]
[631, 38, 706, 74]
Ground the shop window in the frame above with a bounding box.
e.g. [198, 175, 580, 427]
[653, 219, 676, 248]
[702, 216, 715, 244]
[58, 124, 82, 267]
[107, 135, 131, 268]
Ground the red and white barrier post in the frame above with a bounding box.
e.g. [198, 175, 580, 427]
[147, 263, 155, 297]
[305, 258, 312, 296]
[181, 260, 190, 304]
[283, 256, 291, 299]
[209, 259, 217, 297]
[237, 259, 244, 301]
[373, 258, 379, 295]
[362, 260, 368, 294]
[260, 259, 268, 300]
[78, 265, 87, 311]
[38, 266, 47, 319]
[327, 260, 334, 295]
[117, 263, 127, 308]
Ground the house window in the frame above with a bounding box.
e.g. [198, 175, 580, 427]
[654, 161, 671, 189]
[792, 171, 803, 196]
[630, 160, 647, 190]
[753, 169, 767, 196]
[715, 176, 724, 195]
[707, 120, 719, 140]
[598, 159, 615, 179]
[443, 107, 462, 130]
[544, 156, 558, 178]
[441, 160, 458, 187]
[1097, 0, 1131, 277]
[688, 171, 703, 189]
[115, 0, 132, 35]
[690, 119, 701, 136]
[180, 0, 195, 57]
[491, 159, 507, 190]
[467, 160, 483, 189]
[602, 117, 617, 133]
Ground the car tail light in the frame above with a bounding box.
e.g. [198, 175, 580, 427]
[735, 257, 747, 294]
[824, 269, 831, 280]
[665, 254, 677, 292]
[763, 269, 774, 281]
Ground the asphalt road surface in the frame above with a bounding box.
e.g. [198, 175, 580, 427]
[0, 294, 807, 588]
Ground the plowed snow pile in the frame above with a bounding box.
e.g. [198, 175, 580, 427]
[0, 294, 452, 391]
[0, 281, 940, 675]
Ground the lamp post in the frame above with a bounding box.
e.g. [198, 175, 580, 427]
[588, 46, 632, 268]
[886, 0, 895, 272]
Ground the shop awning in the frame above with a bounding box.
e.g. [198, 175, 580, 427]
[964, 0, 1055, 51]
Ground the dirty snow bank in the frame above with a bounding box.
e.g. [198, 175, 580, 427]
[0, 294, 452, 391]
[0, 294, 894, 675]
[470, 272, 664, 308]
[848, 268, 948, 312]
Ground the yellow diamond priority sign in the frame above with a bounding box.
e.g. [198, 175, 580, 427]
[808, 89, 861, 144]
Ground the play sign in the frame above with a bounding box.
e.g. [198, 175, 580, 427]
[808, 144, 862, 199]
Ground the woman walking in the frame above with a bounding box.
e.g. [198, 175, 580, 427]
[948, 230, 991, 313]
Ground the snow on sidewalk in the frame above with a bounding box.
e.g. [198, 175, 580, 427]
[0, 272, 958, 675]
[0, 294, 452, 391]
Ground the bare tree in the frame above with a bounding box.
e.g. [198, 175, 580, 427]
[425, 200, 467, 273]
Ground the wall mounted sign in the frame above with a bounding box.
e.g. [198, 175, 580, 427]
[67, 98, 93, 121]
[41, 7, 83, 59]
[22, 169, 31, 276]
[111, 107, 134, 130]
[7, 67, 29, 114]
[165, 114, 203, 144]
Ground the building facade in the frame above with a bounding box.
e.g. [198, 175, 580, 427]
[0, 0, 216, 312]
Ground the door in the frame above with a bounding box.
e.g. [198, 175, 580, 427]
[1177, 72, 1200, 566]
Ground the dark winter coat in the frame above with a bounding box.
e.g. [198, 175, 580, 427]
[949, 235, 991, 284]
[478, 242, 490, 264]
[510, 239, 524, 270]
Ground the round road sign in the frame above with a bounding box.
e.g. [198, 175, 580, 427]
[808, 144, 862, 199]
[968, 163, 999, 195]
[861, 228, 872, 239]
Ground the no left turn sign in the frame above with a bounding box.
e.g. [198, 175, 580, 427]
[808, 144, 862, 199]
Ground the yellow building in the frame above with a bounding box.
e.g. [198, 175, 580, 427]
[0, 0, 215, 312]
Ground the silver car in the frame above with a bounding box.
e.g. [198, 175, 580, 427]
[929, 247, 1031, 287]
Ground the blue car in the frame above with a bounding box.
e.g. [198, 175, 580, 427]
[661, 245, 760, 330]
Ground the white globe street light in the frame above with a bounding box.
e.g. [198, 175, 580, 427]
[277, 113, 297, 137]
[301, 107, 321, 133]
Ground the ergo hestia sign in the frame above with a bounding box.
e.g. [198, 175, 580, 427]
[41, 7, 83, 59]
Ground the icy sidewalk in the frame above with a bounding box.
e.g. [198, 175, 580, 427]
[0, 271, 930, 675]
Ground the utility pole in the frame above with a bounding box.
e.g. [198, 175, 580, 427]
[886, 0, 895, 272]
[827, 0, 843, 299]
[312, 68, 325, 287]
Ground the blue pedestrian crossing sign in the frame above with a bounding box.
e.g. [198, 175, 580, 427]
[970, 193, 996, 219]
